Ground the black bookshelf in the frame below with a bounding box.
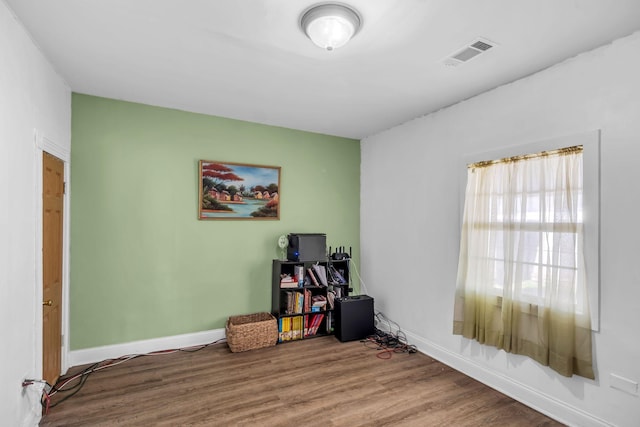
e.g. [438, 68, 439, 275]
[271, 259, 350, 343]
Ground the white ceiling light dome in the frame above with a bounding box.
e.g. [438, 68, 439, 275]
[301, 3, 362, 51]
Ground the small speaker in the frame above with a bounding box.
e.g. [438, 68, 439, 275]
[335, 295, 374, 342]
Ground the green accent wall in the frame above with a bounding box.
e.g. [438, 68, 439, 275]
[70, 94, 360, 350]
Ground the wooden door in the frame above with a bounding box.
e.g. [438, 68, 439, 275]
[42, 152, 64, 385]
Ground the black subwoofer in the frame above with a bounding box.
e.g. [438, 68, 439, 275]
[335, 295, 374, 342]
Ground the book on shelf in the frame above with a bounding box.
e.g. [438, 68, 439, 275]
[291, 316, 302, 340]
[303, 288, 312, 313]
[306, 268, 320, 287]
[284, 292, 292, 314]
[294, 266, 305, 285]
[279, 317, 291, 342]
[312, 264, 328, 286]
[297, 316, 304, 340]
[316, 313, 324, 335]
[298, 292, 303, 313]
[304, 315, 312, 337]
[326, 290, 336, 309]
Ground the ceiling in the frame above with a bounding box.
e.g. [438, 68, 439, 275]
[6, 0, 640, 139]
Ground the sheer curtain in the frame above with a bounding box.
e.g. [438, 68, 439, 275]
[453, 147, 594, 379]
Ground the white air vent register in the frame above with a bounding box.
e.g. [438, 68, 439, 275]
[442, 38, 497, 67]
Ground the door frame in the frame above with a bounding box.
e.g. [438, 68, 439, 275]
[35, 130, 71, 378]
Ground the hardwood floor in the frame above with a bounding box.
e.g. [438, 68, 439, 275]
[41, 336, 563, 426]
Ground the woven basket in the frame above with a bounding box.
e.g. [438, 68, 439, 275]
[226, 312, 278, 353]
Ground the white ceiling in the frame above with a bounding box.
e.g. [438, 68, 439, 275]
[6, 0, 640, 139]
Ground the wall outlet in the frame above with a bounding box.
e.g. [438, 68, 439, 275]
[610, 373, 639, 395]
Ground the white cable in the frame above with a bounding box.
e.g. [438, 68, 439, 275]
[348, 259, 369, 296]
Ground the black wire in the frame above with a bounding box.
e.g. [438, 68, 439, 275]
[52, 362, 100, 393]
[48, 375, 89, 408]
[42, 338, 227, 411]
[362, 311, 418, 356]
[365, 328, 417, 354]
[178, 340, 220, 353]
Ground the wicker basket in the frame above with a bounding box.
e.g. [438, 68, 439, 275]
[226, 312, 278, 353]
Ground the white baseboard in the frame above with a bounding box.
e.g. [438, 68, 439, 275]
[403, 330, 611, 427]
[67, 328, 226, 368]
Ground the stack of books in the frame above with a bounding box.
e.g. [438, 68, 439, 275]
[311, 295, 327, 312]
[280, 274, 298, 288]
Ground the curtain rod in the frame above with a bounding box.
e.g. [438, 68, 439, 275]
[468, 145, 583, 170]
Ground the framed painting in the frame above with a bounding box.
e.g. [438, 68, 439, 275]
[198, 160, 281, 220]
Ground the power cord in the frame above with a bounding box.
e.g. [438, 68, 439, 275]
[362, 311, 417, 359]
[348, 259, 369, 296]
[347, 263, 416, 359]
[37, 338, 226, 414]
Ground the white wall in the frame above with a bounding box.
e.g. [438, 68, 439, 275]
[361, 31, 640, 427]
[0, 1, 70, 425]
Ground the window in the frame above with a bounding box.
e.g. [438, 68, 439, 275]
[474, 150, 584, 307]
[453, 133, 600, 380]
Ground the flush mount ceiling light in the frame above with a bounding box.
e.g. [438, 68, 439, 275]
[300, 3, 362, 51]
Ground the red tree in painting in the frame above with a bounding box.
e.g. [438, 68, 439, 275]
[202, 163, 244, 186]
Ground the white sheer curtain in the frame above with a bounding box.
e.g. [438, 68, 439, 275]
[454, 146, 594, 379]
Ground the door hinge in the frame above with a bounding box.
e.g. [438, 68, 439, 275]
[63, 182, 66, 194]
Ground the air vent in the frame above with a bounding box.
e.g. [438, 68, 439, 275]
[442, 38, 497, 67]
[470, 40, 493, 51]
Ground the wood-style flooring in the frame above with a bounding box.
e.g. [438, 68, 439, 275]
[40, 336, 563, 426]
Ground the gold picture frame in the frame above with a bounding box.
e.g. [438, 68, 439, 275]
[198, 160, 280, 220]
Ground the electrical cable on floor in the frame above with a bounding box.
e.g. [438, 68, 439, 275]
[29, 338, 227, 414]
[345, 262, 416, 358]
[362, 311, 417, 359]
